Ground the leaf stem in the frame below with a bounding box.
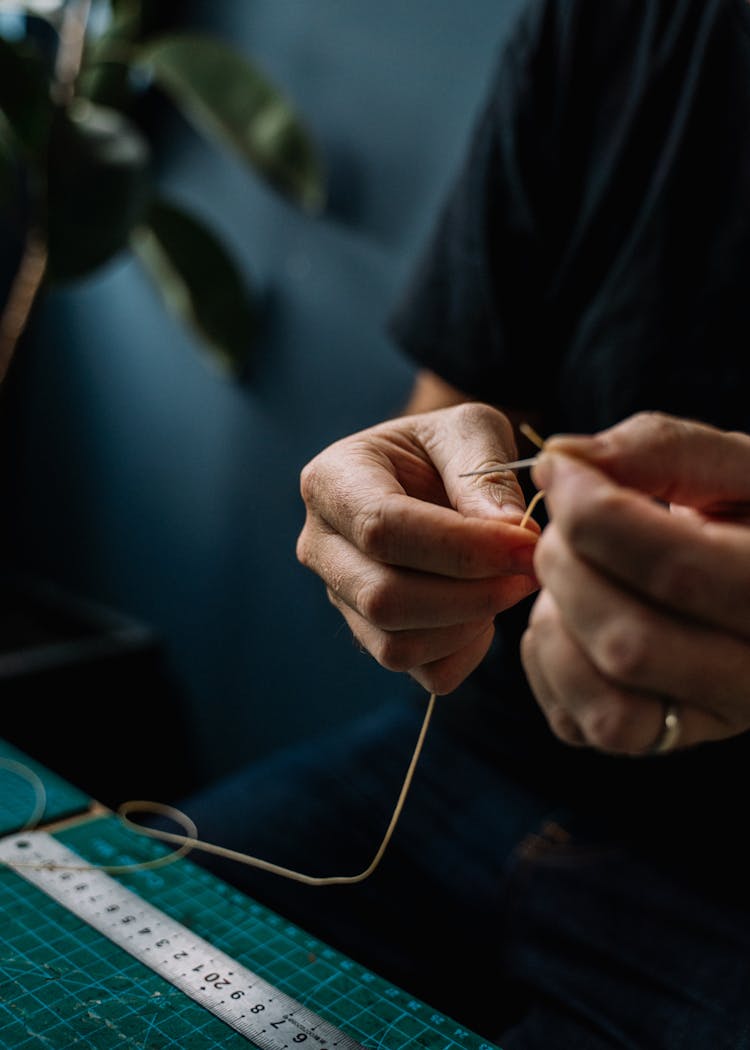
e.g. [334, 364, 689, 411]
[0, 0, 91, 386]
[52, 0, 92, 105]
[0, 232, 48, 385]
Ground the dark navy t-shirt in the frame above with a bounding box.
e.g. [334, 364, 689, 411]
[388, 0, 750, 881]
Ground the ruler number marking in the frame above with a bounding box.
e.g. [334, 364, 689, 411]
[0, 832, 364, 1050]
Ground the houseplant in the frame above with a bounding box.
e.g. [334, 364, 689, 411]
[0, 0, 327, 802]
[0, 0, 325, 382]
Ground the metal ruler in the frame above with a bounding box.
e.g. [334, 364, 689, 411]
[0, 830, 365, 1050]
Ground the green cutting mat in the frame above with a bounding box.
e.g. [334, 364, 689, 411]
[0, 739, 90, 836]
[0, 815, 502, 1050]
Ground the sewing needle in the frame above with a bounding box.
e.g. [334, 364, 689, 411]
[458, 456, 541, 477]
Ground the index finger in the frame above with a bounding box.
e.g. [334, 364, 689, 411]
[534, 452, 750, 641]
[344, 491, 540, 578]
[303, 455, 538, 579]
[543, 412, 750, 515]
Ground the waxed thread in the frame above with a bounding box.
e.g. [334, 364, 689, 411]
[0, 759, 47, 831]
[0, 693, 437, 882]
[518, 422, 547, 529]
[0, 428, 545, 881]
[520, 489, 545, 530]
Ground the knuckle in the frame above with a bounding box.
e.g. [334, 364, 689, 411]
[452, 401, 493, 427]
[632, 410, 675, 442]
[372, 632, 417, 673]
[299, 458, 321, 505]
[532, 527, 559, 580]
[520, 597, 555, 672]
[613, 411, 675, 452]
[593, 617, 651, 684]
[519, 626, 535, 670]
[300, 445, 355, 518]
[626, 408, 670, 430]
[546, 708, 584, 747]
[519, 622, 541, 676]
[528, 588, 556, 628]
[355, 573, 402, 629]
[451, 402, 516, 449]
[355, 503, 390, 560]
[581, 699, 642, 754]
[295, 524, 313, 568]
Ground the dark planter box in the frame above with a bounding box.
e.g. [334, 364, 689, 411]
[0, 573, 196, 809]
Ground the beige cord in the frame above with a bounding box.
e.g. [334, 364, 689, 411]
[1, 420, 549, 878]
[518, 422, 546, 451]
[520, 488, 546, 530]
[0, 693, 437, 883]
[0, 419, 549, 877]
[518, 421, 547, 529]
[0, 758, 47, 831]
[1, 429, 550, 880]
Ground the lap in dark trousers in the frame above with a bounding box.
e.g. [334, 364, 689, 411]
[157, 693, 750, 1049]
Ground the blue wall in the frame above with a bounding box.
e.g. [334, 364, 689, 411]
[1, 1, 522, 787]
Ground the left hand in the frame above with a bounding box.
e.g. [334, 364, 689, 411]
[520, 412, 750, 755]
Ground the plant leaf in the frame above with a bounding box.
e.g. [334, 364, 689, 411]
[0, 36, 53, 158]
[46, 100, 151, 281]
[79, 0, 140, 107]
[0, 118, 16, 205]
[130, 197, 257, 377]
[0, 0, 64, 17]
[139, 33, 325, 214]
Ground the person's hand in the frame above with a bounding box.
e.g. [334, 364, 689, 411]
[521, 412, 750, 755]
[297, 403, 540, 694]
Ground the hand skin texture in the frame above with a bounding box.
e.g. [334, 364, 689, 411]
[297, 402, 540, 695]
[521, 411, 750, 756]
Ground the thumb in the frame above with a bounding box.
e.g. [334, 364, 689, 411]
[542, 412, 750, 514]
[422, 404, 530, 523]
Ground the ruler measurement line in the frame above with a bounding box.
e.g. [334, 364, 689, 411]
[0, 832, 366, 1050]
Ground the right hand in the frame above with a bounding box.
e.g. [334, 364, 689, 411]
[521, 412, 750, 754]
[296, 403, 540, 694]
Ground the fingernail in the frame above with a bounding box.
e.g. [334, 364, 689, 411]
[531, 451, 555, 488]
[532, 450, 588, 489]
[543, 432, 609, 457]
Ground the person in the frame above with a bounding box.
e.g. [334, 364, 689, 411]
[176, 1, 750, 1045]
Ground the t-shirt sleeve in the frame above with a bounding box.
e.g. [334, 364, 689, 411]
[387, 0, 567, 408]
